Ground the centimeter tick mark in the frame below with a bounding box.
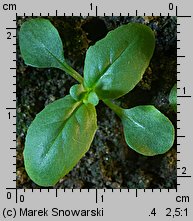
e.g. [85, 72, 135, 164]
[177, 95, 191, 98]
[96, 189, 98, 203]
[177, 175, 192, 178]
[6, 27, 17, 30]
[96, 6, 98, 17]
[177, 15, 191, 17]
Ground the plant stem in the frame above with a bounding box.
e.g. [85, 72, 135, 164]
[61, 62, 84, 84]
[103, 99, 123, 117]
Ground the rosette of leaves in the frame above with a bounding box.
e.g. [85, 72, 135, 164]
[19, 18, 175, 186]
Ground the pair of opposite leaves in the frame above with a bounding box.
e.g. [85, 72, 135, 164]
[19, 19, 174, 186]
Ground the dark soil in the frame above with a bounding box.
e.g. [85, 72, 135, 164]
[16, 16, 177, 189]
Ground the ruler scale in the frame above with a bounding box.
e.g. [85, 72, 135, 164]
[0, 0, 192, 220]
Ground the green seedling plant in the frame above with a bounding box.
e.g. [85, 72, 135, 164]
[19, 18, 175, 186]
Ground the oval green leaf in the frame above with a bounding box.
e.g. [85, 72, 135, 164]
[85, 91, 99, 106]
[169, 83, 177, 113]
[69, 84, 86, 101]
[121, 105, 175, 156]
[24, 95, 97, 186]
[83, 23, 155, 99]
[19, 18, 65, 69]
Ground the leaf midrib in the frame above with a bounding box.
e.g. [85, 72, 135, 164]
[38, 39, 65, 68]
[40, 100, 82, 160]
[88, 39, 137, 90]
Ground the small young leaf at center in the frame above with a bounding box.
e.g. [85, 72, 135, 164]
[70, 84, 86, 101]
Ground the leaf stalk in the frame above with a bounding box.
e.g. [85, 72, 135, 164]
[61, 62, 83, 84]
[103, 99, 123, 117]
